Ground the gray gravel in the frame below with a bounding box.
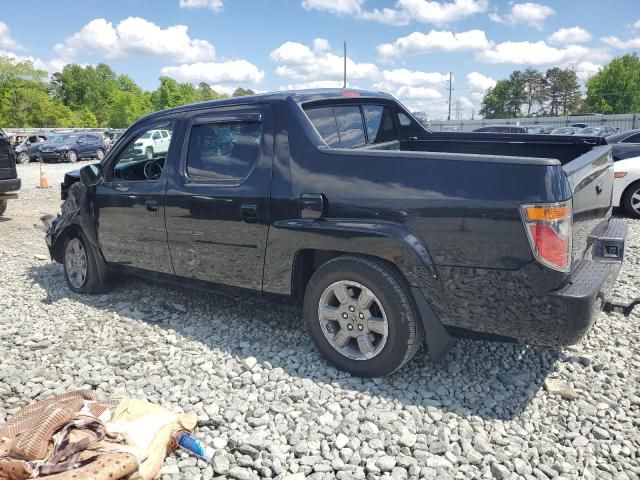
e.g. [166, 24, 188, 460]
[1, 162, 639, 479]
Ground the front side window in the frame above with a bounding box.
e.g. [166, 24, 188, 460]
[112, 124, 174, 181]
[186, 121, 262, 182]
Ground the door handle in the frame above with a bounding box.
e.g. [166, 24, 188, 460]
[301, 193, 325, 219]
[113, 184, 130, 193]
[145, 199, 159, 213]
[240, 203, 258, 223]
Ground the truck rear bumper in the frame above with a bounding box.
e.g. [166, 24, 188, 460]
[435, 218, 628, 346]
[0, 177, 21, 195]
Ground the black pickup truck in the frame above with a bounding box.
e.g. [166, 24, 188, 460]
[0, 129, 21, 216]
[45, 89, 631, 377]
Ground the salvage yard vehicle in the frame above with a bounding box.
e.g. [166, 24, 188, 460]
[44, 89, 635, 377]
[0, 129, 21, 216]
[14, 134, 48, 164]
[39, 132, 107, 163]
[608, 129, 640, 219]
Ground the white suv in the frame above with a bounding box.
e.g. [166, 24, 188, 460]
[133, 129, 171, 159]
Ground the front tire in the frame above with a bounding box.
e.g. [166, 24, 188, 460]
[66, 150, 78, 163]
[145, 147, 154, 159]
[304, 255, 422, 377]
[96, 148, 105, 161]
[622, 181, 640, 219]
[17, 152, 29, 164]
[63, 233, 109, 293]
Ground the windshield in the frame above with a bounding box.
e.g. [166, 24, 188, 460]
[52, 135, 77, 143]
[140, 132, 152, 139]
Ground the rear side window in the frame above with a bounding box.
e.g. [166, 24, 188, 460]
[363, 105, 395, 144]
[306, 107, 340, 147]
[307, 104, 397, 148]
[334, 106, 366, 148]
[623, 133, 640, 143]
[186, 121, 262, 182]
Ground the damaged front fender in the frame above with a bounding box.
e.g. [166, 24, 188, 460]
[43, 180, 101, 264]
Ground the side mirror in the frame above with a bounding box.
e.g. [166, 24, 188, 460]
[80, 164, 103, 187]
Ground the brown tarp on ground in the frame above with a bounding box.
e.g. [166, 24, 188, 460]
[0, 390, 197, 480]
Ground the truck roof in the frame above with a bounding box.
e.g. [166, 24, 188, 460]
[139, 88, 396, 122]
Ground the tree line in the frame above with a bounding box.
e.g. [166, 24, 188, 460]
[0, 56, 255, 128]
[480, 54, 640, 119]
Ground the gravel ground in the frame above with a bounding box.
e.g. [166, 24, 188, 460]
[1, 162, 639, 480]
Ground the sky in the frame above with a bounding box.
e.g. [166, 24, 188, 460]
[1, 0, 639, 119]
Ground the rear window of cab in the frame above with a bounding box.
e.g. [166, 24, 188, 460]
[305, 104, 396, 148]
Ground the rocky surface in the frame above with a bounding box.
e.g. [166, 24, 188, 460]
[0, 162, 639, 479]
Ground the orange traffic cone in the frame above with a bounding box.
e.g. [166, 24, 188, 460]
[38, 161, 49, 189]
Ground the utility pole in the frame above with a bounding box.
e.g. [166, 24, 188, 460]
[343, 41, 347, 88]
[447, 72, 453, 121]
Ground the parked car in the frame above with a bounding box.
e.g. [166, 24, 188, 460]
[44, 89, 630, 377]
[14, 134, 48, 164]
[550, 127, 580, 135]
[571, 123, 590, 129]
[472, 125, 528, 133]
[132, 129, 171, 159]
[0, 129, 21, 215]
[605, 129, 640, 219]
[576, 126, 618, 137]
[38, 133, 107, 163]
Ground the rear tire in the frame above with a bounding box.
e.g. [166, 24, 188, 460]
[63, 232, 110, 294]
[0, 200, 7, 216]
[622, 181, 640, 219]
[17, 152, 29, 164]
[303, 255, 422, 377]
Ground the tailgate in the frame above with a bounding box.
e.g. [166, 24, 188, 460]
[563, 145, 613, 263]
[0, 134, 17, 181]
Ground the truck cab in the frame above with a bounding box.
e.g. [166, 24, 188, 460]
[0, 129, 21, 216]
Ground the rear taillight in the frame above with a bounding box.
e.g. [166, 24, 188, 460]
[521, 201, 572, 272]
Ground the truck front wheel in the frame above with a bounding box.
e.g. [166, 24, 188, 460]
[63, 233, 110, 294]
[304, 255, 422, 377]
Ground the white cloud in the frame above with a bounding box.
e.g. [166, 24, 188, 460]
[574, 61, 601, 81]
[373, 68, 448, 101]
[476, 41, 607, 66]
[635, 19, 640, 29]
[467, 71, 495, 92]
[601, 35, 640, 50]
[301, 0, 487, 25]
[179, 0, 223, 11]
[489, 2, 555, 30]
[54, 17, 215, 63]
[270, 39, 379, 82]
[548, 26, 592, 45]
[161, 60, 264, 85]
[377, 29, 491, 59]
[0, 22, 24, 51]
[0, 49, 66, 74]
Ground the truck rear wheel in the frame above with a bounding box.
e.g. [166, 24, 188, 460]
[0, 200, 7, 216]
[622, 181, 640, 219]
[303, 255, 422, 377]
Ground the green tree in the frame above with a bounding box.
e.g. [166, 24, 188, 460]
[197, 82, 228, 101]
[522, 68, 547, 116]
[545, 67, 581, 116]
[0, 56, 74, 127]
[480, 80, 512, 119]
[232, 87, 255, 97]
[78, 107, 98, 127]
[585, 54, 640, 113]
